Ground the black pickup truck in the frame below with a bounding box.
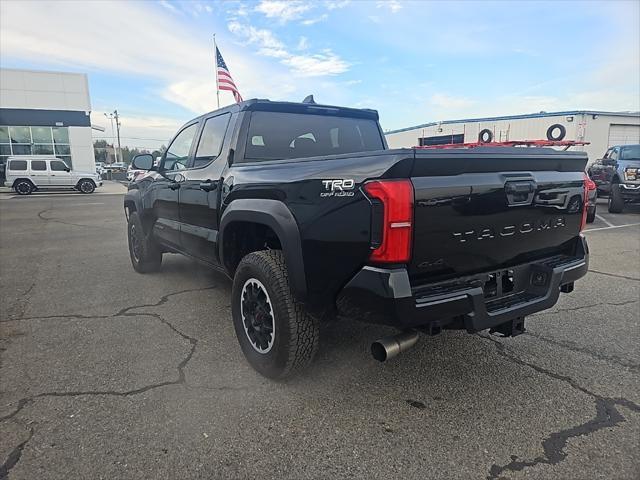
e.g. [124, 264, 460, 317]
[124, 98, 589, 378]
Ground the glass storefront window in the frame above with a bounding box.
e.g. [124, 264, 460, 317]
[54, 144, 71, 155]
[12, 145, 32, 155]
[0, 126, 72, 167]
[31, 126, 53, 144]
[52, 127, 69, 144]
[33, 144, 54, 155]
[9, 126, 31, 144]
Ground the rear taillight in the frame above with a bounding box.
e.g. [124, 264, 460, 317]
[580, 173, 590, 231]
[364, 179, 414, 263]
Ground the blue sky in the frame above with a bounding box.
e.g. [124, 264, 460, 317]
[1, 0, 639, 149]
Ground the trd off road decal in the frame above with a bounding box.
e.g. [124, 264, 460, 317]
[321, 179, 355, 198]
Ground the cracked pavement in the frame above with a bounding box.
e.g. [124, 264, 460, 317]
[1, 194, 639, 479]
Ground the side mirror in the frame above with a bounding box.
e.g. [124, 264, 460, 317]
[64, 167, 70, 172]
[602, 158, 616, 166]
[131, 154, 154, 170]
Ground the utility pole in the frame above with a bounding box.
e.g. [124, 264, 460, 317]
[113, 110, 122, 164]
[104, 112, 117, 163]
[104, 112, 120, 163]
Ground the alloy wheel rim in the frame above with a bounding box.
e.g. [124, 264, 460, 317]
[130, 224, 141, 262]
[240, 278, 275, 353]
[81, 182, 93, 193]
[17, 182, 30, 193]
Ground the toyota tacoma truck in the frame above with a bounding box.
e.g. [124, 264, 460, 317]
[124, 98, 589, 378]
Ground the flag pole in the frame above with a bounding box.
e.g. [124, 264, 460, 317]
[214, 34, 220, 109]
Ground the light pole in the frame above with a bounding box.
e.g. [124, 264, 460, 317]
[104, 112, 117, 163]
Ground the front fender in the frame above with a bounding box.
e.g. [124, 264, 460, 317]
[123, 189, 144, 222]
[219, 199, 307, 301]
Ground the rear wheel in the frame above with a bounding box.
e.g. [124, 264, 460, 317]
[231, 250, 319, 379]
[608, 183, 624, 213]
[78, 179, 96, 194]
[14, 180, 33, 195]
[127, 211, 162, 273]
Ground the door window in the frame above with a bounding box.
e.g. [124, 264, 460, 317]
[31, 160, 47, 171]
[610, 148, 619, 161]
[8, 160, 27, 171]
[50, 160, 69, 171]
[194, 114, 231, 167]
[163, 124, 198, 171]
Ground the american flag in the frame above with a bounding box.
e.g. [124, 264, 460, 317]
[216, 46, 243, 104]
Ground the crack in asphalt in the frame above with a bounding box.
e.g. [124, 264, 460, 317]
[0, 427, 34, 480]
[481, 335, 640, 479]
[587, 269, 640, 282]
[37, 208, 118, 231]
[0, 286, 216, 424]
[1, 286, 217, 323]
[524, 331, 640, 373]
[531, 299, 638, 317]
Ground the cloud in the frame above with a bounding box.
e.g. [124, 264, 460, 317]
[0, 0, 305, 146]
[326, 0, 351, 10]
[301, 14, 328, 26]
[255, 0, 311, 23]
[429, 93, 476, 110]
[376, 0, 402, 13]
[282, 51, 349, 77]
[91, 110, 183, 149]
[297, 36, 309, 50]
[227, 21, 349, 76]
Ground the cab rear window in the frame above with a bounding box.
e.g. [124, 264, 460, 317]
[8, 160, 27, 170]
[243, 112, 384, 161]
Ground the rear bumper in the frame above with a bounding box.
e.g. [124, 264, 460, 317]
[337, 235, 589, 332]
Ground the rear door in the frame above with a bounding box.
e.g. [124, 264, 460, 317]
[178, 112, 233, 264]
[408, 148, 588, 282]
[29, 159, 50, 186]
[49, 159, 74, 186]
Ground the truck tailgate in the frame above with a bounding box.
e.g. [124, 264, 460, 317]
[408, 148, 588, 281]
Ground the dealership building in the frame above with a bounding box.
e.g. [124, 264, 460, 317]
[385, 110, 640, 163]
[0, 68, 97, 179]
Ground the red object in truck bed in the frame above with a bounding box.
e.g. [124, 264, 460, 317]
[414, 140, 590, 150]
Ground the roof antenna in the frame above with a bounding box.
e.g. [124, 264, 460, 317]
[302, 95, 316, 104]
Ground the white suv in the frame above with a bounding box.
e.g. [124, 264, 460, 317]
[5, 156, 103, 195]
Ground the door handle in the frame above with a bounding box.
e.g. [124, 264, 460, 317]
[199, 181, 217, 192]
[168, 182, 181, 190]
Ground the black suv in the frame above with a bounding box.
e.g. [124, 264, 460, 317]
[125, 98, 589, 378]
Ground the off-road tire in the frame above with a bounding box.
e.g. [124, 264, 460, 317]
[608, 183, 624, 213]
[127, 211, 162, 273]
[78, 179, 96, 194]
[14, 180, 33, 195]
[232, 250, 319, 379]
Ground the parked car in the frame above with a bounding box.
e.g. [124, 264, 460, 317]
[5, 156, 103, 195]
[109, 162, 127, 172]
[124, 98, 589, 379]
[587, 144, 640, 213]
[126, 165, 146, 181]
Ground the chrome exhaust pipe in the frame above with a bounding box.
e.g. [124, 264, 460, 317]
[371, 331, 419, 362]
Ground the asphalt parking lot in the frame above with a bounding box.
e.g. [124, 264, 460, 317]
[1, 188, 638, 480]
